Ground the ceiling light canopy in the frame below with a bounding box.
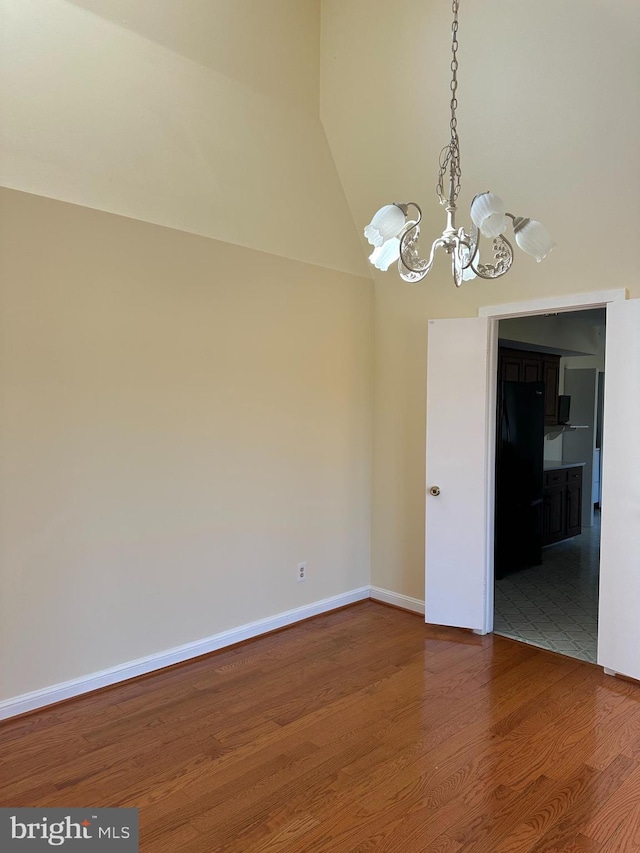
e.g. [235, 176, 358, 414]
[364, 0, 555, 287]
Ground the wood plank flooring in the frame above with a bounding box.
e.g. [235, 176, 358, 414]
[2, 601, 640, 851]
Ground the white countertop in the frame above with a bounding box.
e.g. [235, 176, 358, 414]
[543, 461, 587, 471]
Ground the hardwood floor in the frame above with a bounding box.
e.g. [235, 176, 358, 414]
[2, 601, 640, 851]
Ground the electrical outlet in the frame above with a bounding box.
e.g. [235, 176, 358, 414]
[297, 561, 307, 583]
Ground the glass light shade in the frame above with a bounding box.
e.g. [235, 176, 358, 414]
[369, 237, 401, 271]
[456, 243, 477, 281]
[514, 219, 556, 262]
[470, 192, 507, 239]
[462, 253, 477, 281]
[364, 204, 406, 248]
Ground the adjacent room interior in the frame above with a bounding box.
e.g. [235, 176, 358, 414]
[493, 310, 606, 663]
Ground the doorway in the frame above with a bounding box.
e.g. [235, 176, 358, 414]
[424, 287, 640, 681]
[492, 309, 605, 663]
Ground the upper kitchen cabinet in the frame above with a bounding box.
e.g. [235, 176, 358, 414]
[498, 348, 560, 425]
[542, 356, 560, 425]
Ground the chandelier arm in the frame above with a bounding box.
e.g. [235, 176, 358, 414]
[505, 211, 532, 236]
[470, 234, 514, 279]
[451, 234, 475, 286]
[456, 226, 479, 268]
[463, 240, 479, 269]
[452, 239, 463, 288]
[397, 203, 429, 274]
[452, 258, 465, 287]
[395, 202, 423, 222]
[398, 234, 446, 281]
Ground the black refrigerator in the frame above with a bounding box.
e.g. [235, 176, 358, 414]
[495, 380, 545, 579]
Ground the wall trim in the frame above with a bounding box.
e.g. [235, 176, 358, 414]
[478, 288, 627, 320]
[0, 586, 371, 721]
[370, 585, 425, 614]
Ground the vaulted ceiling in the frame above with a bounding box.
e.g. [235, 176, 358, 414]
[4, 1, 639, 292]
[320, 0, 640, 296]
[67, 0, 320, 108]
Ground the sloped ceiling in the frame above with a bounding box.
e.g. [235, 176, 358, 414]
[3, 0, 640, 286]
[320, 0, 640, 297]
[66, 0, 320, 109]
[0, 0, 369, 277]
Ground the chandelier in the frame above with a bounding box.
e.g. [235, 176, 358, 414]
[364, 0, 555, 287]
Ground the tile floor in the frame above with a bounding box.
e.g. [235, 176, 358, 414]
[494, 510, 600, 663]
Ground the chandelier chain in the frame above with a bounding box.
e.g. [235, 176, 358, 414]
[437, 0, 462, 205]
[364, 0, 555, 286]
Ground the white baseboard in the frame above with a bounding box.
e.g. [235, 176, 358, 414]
[0, 586, 370, 721]
[370, 585, 425, 615]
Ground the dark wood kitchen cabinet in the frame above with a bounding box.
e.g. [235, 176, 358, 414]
[542, 357, 560, 425]
[543, 465, 583, 545]
[498, 347, 560, 425]
[566, 467, 583, 537]
[544, 483, 566, 544]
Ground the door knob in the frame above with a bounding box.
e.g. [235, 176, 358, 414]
[429, 486, 441, 496]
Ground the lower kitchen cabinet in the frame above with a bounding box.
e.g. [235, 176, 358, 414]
[543, 466, 583, 545]
[566, 469, 583, 537]
[544, 483, 566, 544]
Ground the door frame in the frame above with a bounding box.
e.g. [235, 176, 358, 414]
[476, 287, 626, 634]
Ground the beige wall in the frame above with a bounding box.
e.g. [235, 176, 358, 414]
[0, 188, 373, 700]
[321, 0, 640, 600]
[0, 0, 375, 704]
[0, 0, 367, 277]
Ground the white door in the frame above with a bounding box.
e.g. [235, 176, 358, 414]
[598, 298, 640, 680]
[425, 317, 493, 631]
